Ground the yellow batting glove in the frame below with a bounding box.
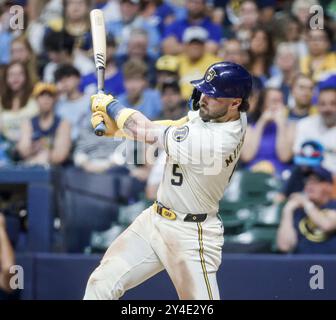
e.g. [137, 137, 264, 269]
[91, 93, 115, 113]
[91, 111, 119, 137]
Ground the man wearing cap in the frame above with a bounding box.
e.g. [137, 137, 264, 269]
[155, 55, 180, 90]
[277, 140, 325, 202]
[162, 0, 222, 55]
[106, 0, 160, 59]
[17, 82, 71, 166]
[84, 61, 252, 300]
[294, 80, 336, 175]
[178, 26, 221, 100]
[277, 166, 336, 254]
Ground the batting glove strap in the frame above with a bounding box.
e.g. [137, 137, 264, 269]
[91, 93, 115, 113]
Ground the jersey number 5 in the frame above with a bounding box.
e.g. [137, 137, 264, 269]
[171, 164, 183, 186]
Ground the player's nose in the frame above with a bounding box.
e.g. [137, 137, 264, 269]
[200, 93, 209, 105]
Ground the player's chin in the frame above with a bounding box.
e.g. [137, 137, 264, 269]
[200, 108, 210, 121]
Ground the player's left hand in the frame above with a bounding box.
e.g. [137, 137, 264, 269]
[91, 111, 119, 137]
[91, 93, 115, 113]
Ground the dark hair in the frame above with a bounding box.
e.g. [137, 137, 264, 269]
[248, 87, 281, 123]
[43, 30, 75, 55]
[306, 24, 334, 45]
[238, 98, 250, 112]
[0, 61, 33, 111]
[248, 27, 275, 78]
[54, 64, 80, 82]
[161, 80, 180, 94]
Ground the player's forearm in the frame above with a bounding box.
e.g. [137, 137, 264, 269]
[120, 111, 166, 145]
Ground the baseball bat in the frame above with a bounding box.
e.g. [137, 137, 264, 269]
[90, 9, 107, 136]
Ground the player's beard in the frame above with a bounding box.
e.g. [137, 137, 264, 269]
[199, 103, 229, 121]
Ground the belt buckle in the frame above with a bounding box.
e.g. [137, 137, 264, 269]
[154, 202, 176, 220]
[161, 208, 176, 220]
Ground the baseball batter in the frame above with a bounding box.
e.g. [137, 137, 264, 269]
[84, 62, 252, 300]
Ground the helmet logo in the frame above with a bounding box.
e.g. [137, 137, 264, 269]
[205, 68, 216, 82]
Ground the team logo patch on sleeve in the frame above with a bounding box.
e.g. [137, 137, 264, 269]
[172, 126, 189, 142]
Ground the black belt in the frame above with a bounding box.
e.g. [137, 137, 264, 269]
[153, 201, 207, 223]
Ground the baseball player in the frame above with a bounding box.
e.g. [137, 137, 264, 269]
[84, 62, 252, 300]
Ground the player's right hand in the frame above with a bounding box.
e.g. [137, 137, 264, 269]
[91, 110, 119, 137]
[91, 93, 115, 113]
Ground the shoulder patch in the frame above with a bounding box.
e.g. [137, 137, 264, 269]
[172, 126, 189, 142]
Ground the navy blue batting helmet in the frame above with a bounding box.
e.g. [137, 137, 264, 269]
[190, 61, 252, 99]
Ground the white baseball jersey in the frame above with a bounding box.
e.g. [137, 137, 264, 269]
[157, 110, 247, 215]
[84, 110, 248, 301]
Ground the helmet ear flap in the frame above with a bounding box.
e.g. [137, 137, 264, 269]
[188, 88, 202, 111]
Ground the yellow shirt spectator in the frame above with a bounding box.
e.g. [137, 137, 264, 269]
[300, 29, 336, 82]
[178, 53, 221, 100]
[300, 52, 336, 82]
[177, 26, 221, 101]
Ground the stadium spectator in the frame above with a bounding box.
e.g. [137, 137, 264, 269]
[118, 59, 162, 119]
[300, 27, 336, 82]
[293, 84, 336, 175]
[162, 0, 222, 55]
[54, 64, 91, 140]
[159, 80, 187, 120]
[26, 0, 63, 55]
[247, 27, 276, 84]
[278, 15, 307, 57]
[218, 38, 248, 66]
[155, 54, 180, 90]
[177, 26, 221, 100]
[0, 0, 18, 65]
[0, 212, 15, 296]
[0, 62, 38, 144]
[266, 42, 299, 104]
[17, 82, 71, 166]
[95, 0, 121, 24]
[106, 0, 161, 59]
[10, 35, 39, 85]
[43, 30, 95, 83]
[277, 166, 336, 254]
[287, 74, 315, 120]
[231, 0, 260, 50]
[73, 114, 124, 174]
[278, 140, 324, 202]
[241, 87, 294, 176]
[139, 0, 175, 36]
[80, 35, 125, 97]
[257, 0, 276, 26]
[51, 0, 93, 52]
[291, 0, 320, 28]
[115, 28, 157, 86]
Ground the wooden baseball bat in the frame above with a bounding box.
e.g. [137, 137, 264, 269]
[90, 9, 107, 136]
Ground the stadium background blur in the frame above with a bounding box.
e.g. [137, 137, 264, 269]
[0, 0, 336, 300]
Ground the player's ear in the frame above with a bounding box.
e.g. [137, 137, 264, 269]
[231, 98, 242, 110]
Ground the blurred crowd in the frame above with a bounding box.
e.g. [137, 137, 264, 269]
[0, 0, 336, 266]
